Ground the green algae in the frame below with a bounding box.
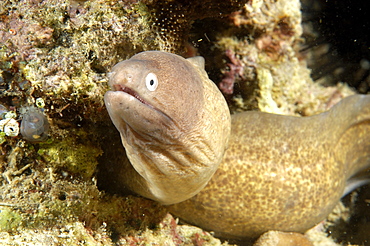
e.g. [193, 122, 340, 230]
[37, 129, 102, 180]
[0, 132, 5, 145]
[0, 0, 365, 245]
[0, 207, 22, 232]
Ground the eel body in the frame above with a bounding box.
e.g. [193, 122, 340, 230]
[169, 95, 370, 238]
[104, 51, 370, 239]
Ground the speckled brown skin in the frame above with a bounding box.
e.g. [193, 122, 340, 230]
[168, 94, 370, 239]
[105, 51, 370, 240]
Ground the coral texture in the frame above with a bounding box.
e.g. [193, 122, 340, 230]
[0, 0, 367, 245]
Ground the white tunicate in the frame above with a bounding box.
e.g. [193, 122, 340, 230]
[35, 98, 45, 108]
[0, 118, 20, 137]
[3, 111, 16, 119]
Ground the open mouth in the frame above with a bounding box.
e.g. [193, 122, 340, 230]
[113, 84, 152, 107]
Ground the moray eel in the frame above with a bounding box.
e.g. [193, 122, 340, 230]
[104, 51, 231, 205]
[104, 51, 370, 239]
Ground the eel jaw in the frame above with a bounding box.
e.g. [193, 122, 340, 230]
[112, 84, 153, 109]
[111, 84, 173, 123]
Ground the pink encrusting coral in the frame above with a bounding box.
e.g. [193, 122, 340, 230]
[219, 49, 245, 95]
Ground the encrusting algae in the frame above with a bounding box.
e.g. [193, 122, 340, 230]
[0, 0, 369, 245]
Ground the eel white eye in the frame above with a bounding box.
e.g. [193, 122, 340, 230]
[145, 73, 158, 91]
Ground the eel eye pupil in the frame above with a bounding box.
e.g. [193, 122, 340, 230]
[145, 73, 158, 91]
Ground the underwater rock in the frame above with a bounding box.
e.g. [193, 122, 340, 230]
[144, 0, 249, 52]
[254, 231, 314, 246]
[0, 0, 367, 245]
